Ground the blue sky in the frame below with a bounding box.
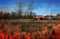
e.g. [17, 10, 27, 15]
[0, 0, 60, 15]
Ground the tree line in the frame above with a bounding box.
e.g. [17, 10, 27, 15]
[0, 0, 37, 19]
[0, 11, 36, 19]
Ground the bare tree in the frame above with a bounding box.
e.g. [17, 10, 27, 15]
[11, 12, 16, 19]
[24, 0, 35, 19]
[0, 11, 3, 19]
[17, 2, 23, 18]
[3, 12, 10, 19]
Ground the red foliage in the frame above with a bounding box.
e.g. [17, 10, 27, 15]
[0, 20, 60, 39]
[0, 32, 5, 39]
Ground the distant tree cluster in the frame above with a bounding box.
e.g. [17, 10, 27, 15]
[0, 0, 37, 19]
[0, 11, 36, 19]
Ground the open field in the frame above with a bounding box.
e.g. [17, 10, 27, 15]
[0, 19, 60, 39]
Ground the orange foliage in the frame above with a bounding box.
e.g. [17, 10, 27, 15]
[0, 20, 60, 39]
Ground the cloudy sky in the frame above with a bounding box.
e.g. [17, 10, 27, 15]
[0, 0, 60, 15]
